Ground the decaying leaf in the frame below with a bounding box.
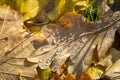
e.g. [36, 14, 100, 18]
[86, 66, 103, 79]
[59, 12, 81, 28]
[50, 53, 70, 72]
[50, 68, 65, 80]
[98, 48, 120, 69]
[65, 73, 76, 80]
[91, 45, 99, 64]
[0, 4, 120, 80]
[105, 59, 120, 80]
[50, 59, 76, 80]
[79, 73, 93, 80]
[50, 72, 63, 80]
[0, 6, 39, 80]
[96, 48, 120, 79]
[0, 6, 25, 57]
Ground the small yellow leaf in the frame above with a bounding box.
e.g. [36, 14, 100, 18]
[5, 0, 50, 21]
[47, 0, 66, 21]
[74, 1, 89, 13]
[37, 67, 51, 80]
[86, 67, 103, 79]
[28, 26, 41, 33]
[20, 0, 40, 21]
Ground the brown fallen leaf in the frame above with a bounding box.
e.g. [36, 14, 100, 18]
[0, 5, 120, 80]
[67, 11, 120, 78]
[0, 6, 26, 57]
[105, 59, 120, 80]
[65, 73, 76, 80]
[91, 45, 100, 64]
[50, 57, 70, 80]
[50, 70, 64, 80]
[59, 12, 81, 28]
[0, 6, 39, 80]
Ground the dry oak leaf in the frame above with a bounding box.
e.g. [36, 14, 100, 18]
[0, 6, 41, 80]
[97, 48, 120, 79]
[27, 11, 120, 79]
[59, 12, 81, 28]
[0, 6, 119, 80]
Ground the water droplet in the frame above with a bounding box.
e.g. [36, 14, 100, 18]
[61, 38, 64, 41]
[46, 59, 51, 63]
[21, 23, 24, 26]
[70, 33, 72, 36]
[53, 39, 57, 44]
[81, 37, 87, 43]
[56, 31, 59, 34]
[45, 63, 49, 66]
[74, 46, 78, 50]
[42, 47, 50, 52]
[55, 52, 59, 55]
[79, 43, 84, 48]
[58, 48, 63, 51]
[39, 59, 42, 63]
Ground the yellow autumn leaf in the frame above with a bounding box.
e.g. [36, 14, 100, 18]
[37, 67, 51, 80]
[47, 0, 66, 21]
[74, 1, 89, 13]
[28, 26, 41, 33]
[4, 0, 50, 21]
[47, 0, 90, 22]
[20, 0, 50, 21]
[86, 67, 103, 80]
[64, 0, 77, 13]
[108, 0, 114, 4]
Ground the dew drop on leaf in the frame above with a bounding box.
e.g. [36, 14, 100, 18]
[42, 47, 51, 52]
[39, 59, 42, 63]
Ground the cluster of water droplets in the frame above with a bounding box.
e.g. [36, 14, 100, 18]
[38, 28, 89, 69]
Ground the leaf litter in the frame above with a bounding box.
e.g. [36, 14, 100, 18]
[0, 0, 120, 80]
